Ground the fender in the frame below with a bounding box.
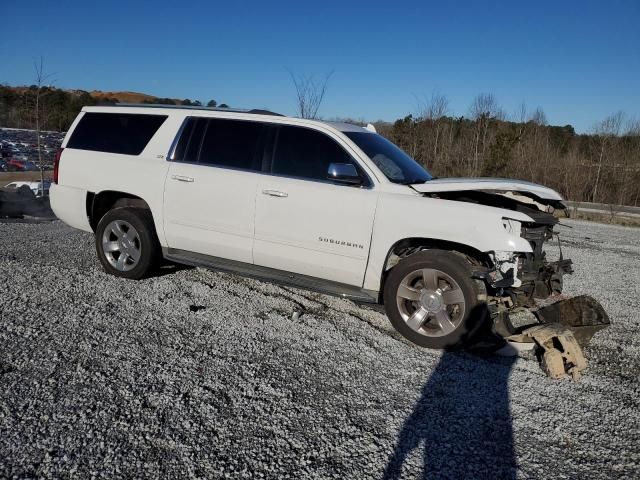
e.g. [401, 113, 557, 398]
[362, 193, 534, 291]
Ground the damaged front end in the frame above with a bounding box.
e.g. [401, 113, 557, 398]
[432, 188, 611, 380]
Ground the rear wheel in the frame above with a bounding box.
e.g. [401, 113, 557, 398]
[95, 207, 159, 279]
[383, 250, 485, 349]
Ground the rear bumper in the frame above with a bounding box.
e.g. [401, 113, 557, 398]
[49, 183, 92, 232]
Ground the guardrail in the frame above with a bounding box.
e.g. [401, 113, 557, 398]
[565, 201, 640, 218]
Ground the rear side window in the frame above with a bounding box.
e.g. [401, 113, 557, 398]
[199, 119, 265, 170]
[272, 126, 355, 181]
[67, 112, 167, 155]
[172, 117, 265, 171]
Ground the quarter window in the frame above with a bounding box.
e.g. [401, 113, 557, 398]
[67, 113, 167, 155]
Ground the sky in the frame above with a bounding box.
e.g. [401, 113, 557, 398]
[1, 0, 639, 132]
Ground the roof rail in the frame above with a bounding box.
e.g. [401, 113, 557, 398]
[112, 103, 284, 116]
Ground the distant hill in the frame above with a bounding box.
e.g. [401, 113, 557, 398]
[6, 86, 184, 105]
[0, 84, 220, 131]
[86, 89, 183, 104]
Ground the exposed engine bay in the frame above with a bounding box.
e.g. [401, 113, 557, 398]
[419, 186, 611, 380]
[440, 190, 574, 305]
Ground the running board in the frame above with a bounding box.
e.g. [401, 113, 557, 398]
[162, 248, 380, 304]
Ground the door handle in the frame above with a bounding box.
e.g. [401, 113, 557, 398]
[262, 189, 288, 198]
[171, 175, 194, 183]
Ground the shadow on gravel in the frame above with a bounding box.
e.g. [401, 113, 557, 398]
[383, 352, 517, 479]
[153, 262, 195, 277]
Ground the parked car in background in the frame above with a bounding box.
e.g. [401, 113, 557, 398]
[6, 159, 26, 171]
[22, 160, 40, 171]
[3, 181, 51, 196]
[0, 128, 65, 167]
[1, 143, 12, 159]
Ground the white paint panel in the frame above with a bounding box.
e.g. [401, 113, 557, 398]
[362, 193, 534, 291]
[49, 184, 92, 232]
[411, 177, 564, 201]
[163, 163, 258, 263]
[253, 176, 377, 286]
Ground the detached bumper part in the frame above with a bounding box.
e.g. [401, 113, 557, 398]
[511, 324, 587, 380]
[497, 295, 610, 381]
[534, 294, 610, 346]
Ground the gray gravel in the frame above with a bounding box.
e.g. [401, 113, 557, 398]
[0, 219, 638, 479]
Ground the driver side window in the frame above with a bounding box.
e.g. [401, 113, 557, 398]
[271, 126, 363, 184]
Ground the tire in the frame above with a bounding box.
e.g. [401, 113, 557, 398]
[95, 207, 160, 280]
[383, 250, 486, 349]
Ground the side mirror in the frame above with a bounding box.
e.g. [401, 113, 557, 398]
[327, 163, 362, 186]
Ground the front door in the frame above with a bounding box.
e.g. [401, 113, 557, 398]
[253, 125, 377, 286]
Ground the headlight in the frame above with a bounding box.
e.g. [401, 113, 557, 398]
[502, 218, 522, 237]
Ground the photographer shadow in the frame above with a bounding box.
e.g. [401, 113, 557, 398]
[383, 348, 517, 479]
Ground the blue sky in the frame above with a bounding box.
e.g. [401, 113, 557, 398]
[1, 0, 639, 132]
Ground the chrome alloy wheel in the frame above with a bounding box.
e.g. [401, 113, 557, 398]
[395, 268, 466, 337]
[101, 220, 141, 272]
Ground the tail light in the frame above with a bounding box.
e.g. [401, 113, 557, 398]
[53, 148, 64, 184]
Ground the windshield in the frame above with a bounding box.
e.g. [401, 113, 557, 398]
[345, 132, 432, 184]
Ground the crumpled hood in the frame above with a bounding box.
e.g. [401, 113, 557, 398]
[411, 177, 564, 202]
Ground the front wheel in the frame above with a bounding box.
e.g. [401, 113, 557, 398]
[383, 250, 485, 349]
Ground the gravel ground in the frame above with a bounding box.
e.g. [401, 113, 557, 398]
[0, 219, 638, 479]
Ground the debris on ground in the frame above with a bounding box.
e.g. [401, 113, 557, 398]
[0, 184, 54, 219]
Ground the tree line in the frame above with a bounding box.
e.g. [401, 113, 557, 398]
[376, 93, 640, 206]
[0, 85, 224, 132]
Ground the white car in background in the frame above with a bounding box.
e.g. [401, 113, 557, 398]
[50, 105, 574, 349]
[3, 181, 50, 196]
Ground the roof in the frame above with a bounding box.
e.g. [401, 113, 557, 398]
[88, 103, 372, 134]
[113, 103, 284, 117]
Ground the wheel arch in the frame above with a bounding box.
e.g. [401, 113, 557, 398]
[86, 190, 153, 232]
[372, 237, 491, 303]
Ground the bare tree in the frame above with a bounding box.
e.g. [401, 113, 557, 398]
[419, 91, 449, 121]
[417, 91, 449, 166]
[529, 107, 547, 126]
[469, 93, 504, 173]
[514, 102, 528, 123]
[512, 103, 529, 180]
[618, 117, 640, 205]
[289, 70, 333, 119]
[33, 57, 55, 196]
[626, 118, 640, 136]
[470, 93, 503, 120]
[592, 111, 624, 202]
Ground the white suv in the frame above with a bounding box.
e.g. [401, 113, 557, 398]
[50, 105, 572, 349]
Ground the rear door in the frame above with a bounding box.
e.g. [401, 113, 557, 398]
[163, 117, 266, 263]
[253, 125, 378, 286]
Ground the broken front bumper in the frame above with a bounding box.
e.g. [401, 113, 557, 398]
[494, 295, 611, 381]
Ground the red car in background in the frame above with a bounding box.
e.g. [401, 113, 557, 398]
[5, 158, 39, 171]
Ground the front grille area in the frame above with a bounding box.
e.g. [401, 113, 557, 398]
[515, 224, 573, 305]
